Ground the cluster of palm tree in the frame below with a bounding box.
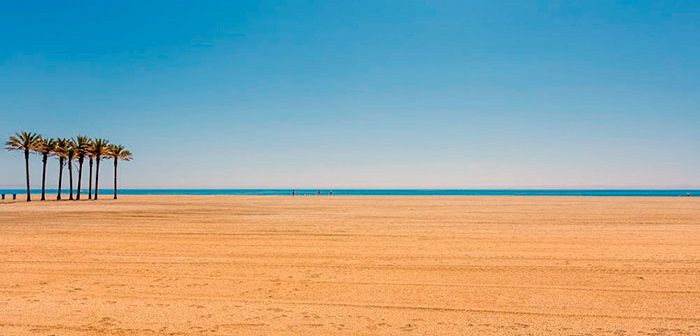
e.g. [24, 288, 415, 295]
[5, 131, 132, 202]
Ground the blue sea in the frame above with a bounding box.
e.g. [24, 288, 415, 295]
[0, 189, 697, 197]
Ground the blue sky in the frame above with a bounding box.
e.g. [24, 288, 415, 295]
[1, 1, 699, 188]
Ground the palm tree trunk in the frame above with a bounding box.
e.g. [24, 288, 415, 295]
[88, 158, 93, 200]
[41, 153, 47, 201]
[68, 160, 74, 200]
[57, 158, 64, 200]
[113, 158, 118, 199]
[77, 157, 83, 200]
[24, 149, 31, 202]
[94, 158, 100, 200]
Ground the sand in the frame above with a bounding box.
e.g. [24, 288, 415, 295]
[1, 195, 699, 335]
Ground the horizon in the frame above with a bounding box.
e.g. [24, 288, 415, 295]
[2, 1, 699, 189]
[1, 188, 697, 199]
[2, 187, 700, 192]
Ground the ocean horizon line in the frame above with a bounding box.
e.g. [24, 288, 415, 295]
[1, 188, 697, 197]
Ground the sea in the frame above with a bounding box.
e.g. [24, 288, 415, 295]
[0, 189, 697, 197]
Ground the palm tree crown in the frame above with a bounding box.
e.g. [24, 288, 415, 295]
[5, 131, 41, 152]
[66, 140, 76, 160]
[51, 138, 69, 159]
[107, 144, 133, 161]
[35, 137, 57, 157]
[74, 136, 91, 158]
[90, 138, 111, 159]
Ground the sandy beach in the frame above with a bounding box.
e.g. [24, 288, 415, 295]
[1, 195, 699, 335]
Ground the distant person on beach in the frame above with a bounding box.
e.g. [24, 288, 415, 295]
[292, 190, 295, 197]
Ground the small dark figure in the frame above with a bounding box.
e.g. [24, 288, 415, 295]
[292, 190, 295, 197]
[1, 194, 5, 200]
[317, 190, 321, 196]
[330, 191, 333, 196]
[13, 193, 17, 200]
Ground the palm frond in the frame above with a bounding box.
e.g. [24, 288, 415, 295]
[51, 138, 70, 158]
[107, 144, 133, 161]
[5, 131, 42, 151]
[90, 138, 111, 158]
[35, 137, 57, 155]
[73, 135, 92, 158]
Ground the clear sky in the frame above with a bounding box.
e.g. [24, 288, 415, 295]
[1, 1, 698, 189]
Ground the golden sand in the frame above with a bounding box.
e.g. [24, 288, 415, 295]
[1, 196, 699, 335]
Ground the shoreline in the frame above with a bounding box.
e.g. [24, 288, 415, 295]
[1, 188, 697, 198]
[2, 193, 699, 204]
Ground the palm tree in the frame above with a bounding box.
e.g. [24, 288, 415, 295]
[34, 137, 56, 201]
[5, 131, 41, 202]
[52, 138, 69, 200]
[74, 136, 90, 200]
[106, 144, 132, 199]
[66, 139, 76, 200]
[90, 138, 110, 200]
[87, 150, 94, 200]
